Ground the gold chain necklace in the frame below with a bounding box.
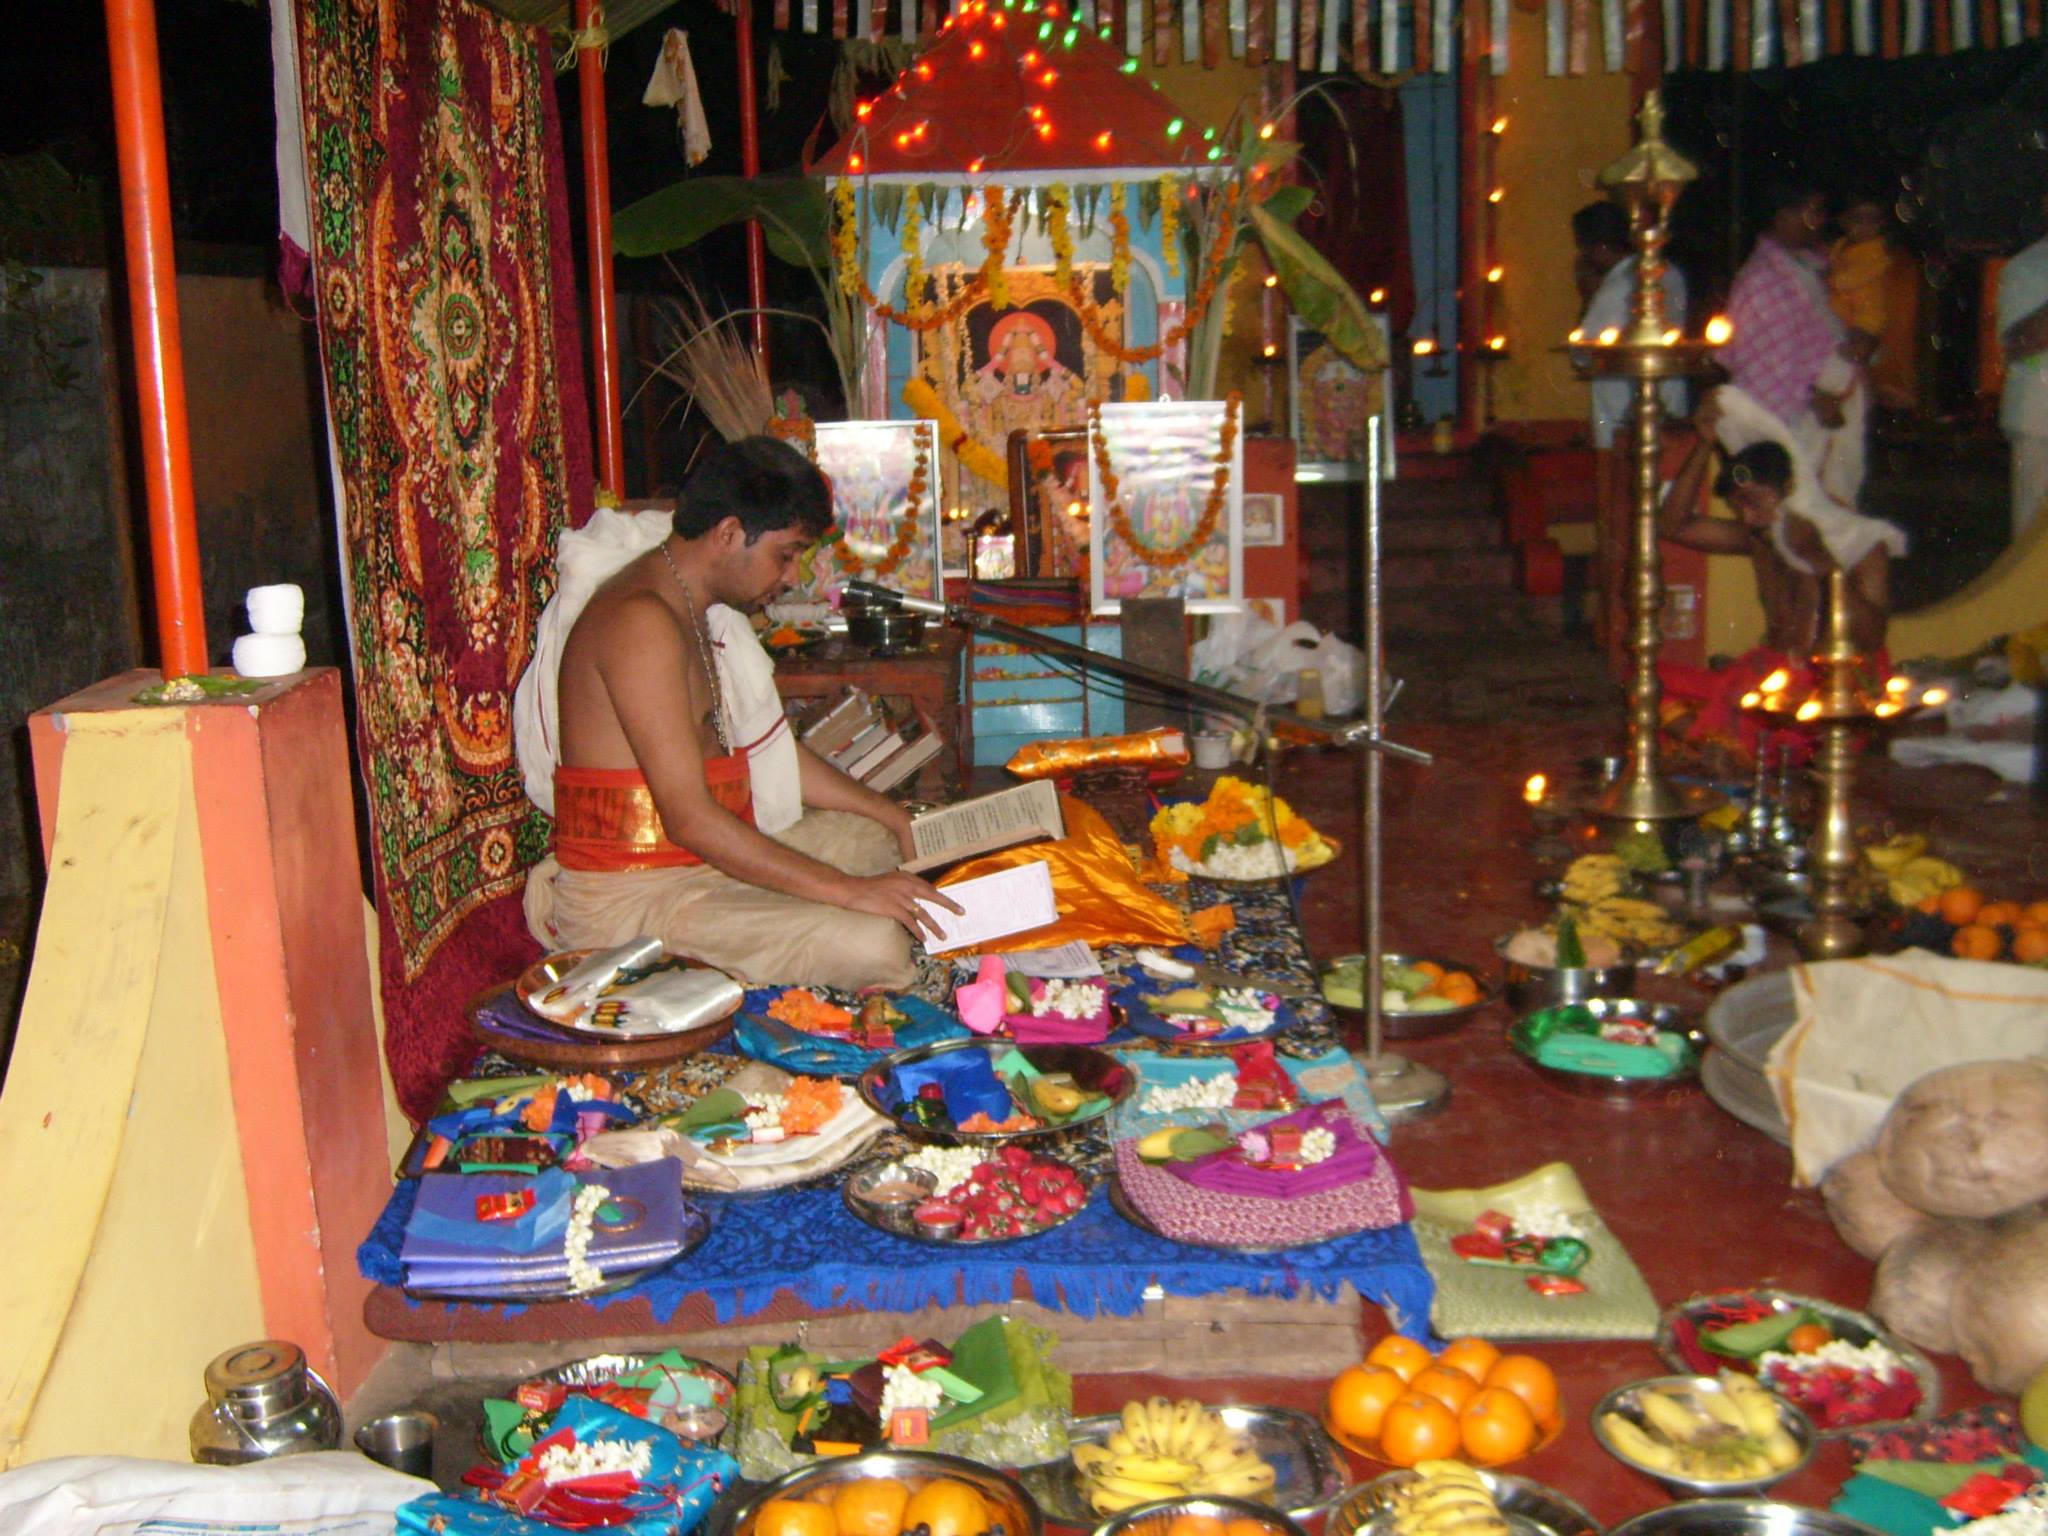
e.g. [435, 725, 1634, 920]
[660, 542, 731, 755]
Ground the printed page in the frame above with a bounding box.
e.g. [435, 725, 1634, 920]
[903, 779, 1062, 872]
[915, 862, 1059, 954]
[999, 940, 1101, 977]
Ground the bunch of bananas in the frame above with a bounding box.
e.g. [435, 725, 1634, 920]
[1870, 842, 1965, 909]
[1070, 1398, 1277, 1515]
[1560, 855, 1631, 906]
[1575, 895, 1685, 953]
[1598, 1373, 1803, 1484]
[1384, 1461, 1509, 1536]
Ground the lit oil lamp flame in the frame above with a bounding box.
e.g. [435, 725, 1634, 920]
[1597, 327, 1621, 345]
[1739, 690, 1762, 709]
[1885, 675, 1910, 694]
[1524, 773, 1548, 804]
[1874, 700, 1901, 718]
[1796, 699, 1823, 722]
[1568, 327, 1585, 344]
[1760, 668, 1792, 693]
[1661, 328, 1681, 345]
[1704, 315, 1734, 345]
[1921, 687, 1950, 707]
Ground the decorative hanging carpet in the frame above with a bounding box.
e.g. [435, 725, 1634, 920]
[291, 0, 593, 1119]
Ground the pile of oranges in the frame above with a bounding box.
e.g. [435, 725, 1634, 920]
[1920, 887, 2048, 964]
[1325, 1336, 1560, 1469]
[755, 1477, 992, 1536]
[1158, 1515, 1283, 1536]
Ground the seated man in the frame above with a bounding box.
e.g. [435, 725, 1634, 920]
[522, 437, 960, 989]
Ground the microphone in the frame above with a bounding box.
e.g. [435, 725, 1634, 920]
[843, 578, 952, 619]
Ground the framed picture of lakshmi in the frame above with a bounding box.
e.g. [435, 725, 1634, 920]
[781, 419, 943, 607]
[1288, 316, 1395, 481]
[1087, 398, 1244, 616]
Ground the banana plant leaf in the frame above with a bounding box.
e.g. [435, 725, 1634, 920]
[612, 176, 830, 267]
[1248, 195, 1387, 375]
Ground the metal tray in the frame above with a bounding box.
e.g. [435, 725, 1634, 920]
[1333, 1469, 1602, 1536]
[857, 1038, 1131, 1145]
[1020, 1406, 1345, 1529]
[1590, 1374, 1816, 1495]
[1319, 952, 1501, 1040]
[401, 1203, 710, 1304]
[1607, 1500, 1885, 1536]
[1655, 1288, 1940, 1435]
[841, 1153, 1095, 1246]
[1506, 998, 1704, 1102]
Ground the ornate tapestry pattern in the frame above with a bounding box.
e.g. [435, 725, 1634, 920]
[295, 0, 592, 1116]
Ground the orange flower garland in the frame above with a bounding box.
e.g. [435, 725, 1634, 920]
[1108, 182, 1130, 296]
[1090, 392, 1242, 571]
[1064, 182, 1242, 366]
[834, 429, 931, 577]
[981, 185, 1015, 309]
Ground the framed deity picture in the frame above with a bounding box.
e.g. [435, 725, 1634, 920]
[1241, 492, 1285, 548]
[1006, 427, 1089, 579]
[784, 420, 943, 607]
[1088, 398, 1244, 616]
[1289, 316, 1396, 482]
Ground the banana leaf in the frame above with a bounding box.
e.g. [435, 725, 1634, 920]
[1247, 195, 1387, 375]
[612, 176, 830, 267]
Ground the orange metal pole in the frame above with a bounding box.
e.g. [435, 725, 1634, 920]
[575, 0, 628, 497]
[105, 0, 209, 678]
[734, 0, 772, 368]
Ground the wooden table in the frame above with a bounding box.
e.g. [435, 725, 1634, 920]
[773, 627, 970, 789]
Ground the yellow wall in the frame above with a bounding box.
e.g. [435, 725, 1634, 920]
[1890, 512, 2048, 659]
[1, 712, 266, 1465]
[1486, 12, 1634, 424]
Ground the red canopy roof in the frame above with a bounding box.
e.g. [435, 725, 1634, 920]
[811, 0, 1214, 181]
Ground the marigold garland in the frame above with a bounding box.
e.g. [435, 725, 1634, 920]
[1159, 175, 1182, 280]
[900, 186, 928, 311]
[1046, 183, 1074, 288]
[904, 376, 1009, 492]
[834, 427, 931, 576]
[1108, 182, 1130, 297]
[1149, 776, 1336, 876]
[1091, 391, 1242, 571]
[1064, 182, 1241, 366]
[981, 186, 1014, 310]
[832, 178, 859, 297]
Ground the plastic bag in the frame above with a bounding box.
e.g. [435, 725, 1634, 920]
[1190, 613, 1365, 716]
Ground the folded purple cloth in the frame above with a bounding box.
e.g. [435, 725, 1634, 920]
[401, 1159, 688, 1289]
[1169, 1101, 1380, 1199]
[1002, 1012, 1111, 1045]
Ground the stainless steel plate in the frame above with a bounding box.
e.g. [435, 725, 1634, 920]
[711, 1450, 1042, 1536]
[1590, 1375, 1816, 1496]
[1319, 952, 1502, 1040]
[1021, 1407, 1345, 1529]
[842, 1153, 1095, 1247]
[1607, 1500, 1885, 1536]
[540, 1351, 735, 1406]
[1654, 1289, 1939, 1434]
[1699, 1051, 1789, 1145]
[1332, 1469, 1602, 1536]
[1506, 998, 1703, 1101]
[857, 1038, 1132, 1145]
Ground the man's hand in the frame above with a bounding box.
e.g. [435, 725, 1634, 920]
[1809, 386, 1847, 429]
[1692, 392, 1723, 436]
[841, 870, 966, 941]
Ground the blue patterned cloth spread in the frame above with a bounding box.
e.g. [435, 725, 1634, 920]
[734, 993, 968, 1076]
[361, 1173, 1434, 1335]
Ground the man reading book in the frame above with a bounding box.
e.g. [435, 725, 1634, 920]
[521, 437, 960, 989]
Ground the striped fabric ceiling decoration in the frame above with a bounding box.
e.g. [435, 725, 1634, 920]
[759, 0, 2044, 73]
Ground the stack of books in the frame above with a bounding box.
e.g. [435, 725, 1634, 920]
[798, 688, 947, 793]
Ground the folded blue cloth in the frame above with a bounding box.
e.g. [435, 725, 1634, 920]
[396, 1395, 739, 1536]
[887, 1048, 1013, 1123]
[734, 994, 966, 1075]
[402, 1168, 575, 1254]
[400, 1161, 692, 1290]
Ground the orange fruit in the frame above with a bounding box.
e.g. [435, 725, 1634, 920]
[1977, 900, 2023, 929]
[1379, 1394, 1463, 1468]
[1437, 1337, 1504, 1383]
[1437, 973, 1482, 1006]
[1224, 1522, 1275, 1536]
[1166, 1517, 1228, 1536]
[1939, 886, 1985, 925]
[833, 1481, 913, 1536]
[1327, 1364, 1410, 1441]
[1412, 961, 1447, 984]
[756, 1501, 838, 1536]
[1786, 1322, 1833, 1354]
[1459, 1387, 1539, 1466]
[901, 1481, 988, 1536]
[1366, 1334, 1436, 1383]
[2024, 901, 2048, 928]
[1953, 923, 2003, 960]
[1409, 1364, 1483, 1415]
[2014, 927, 2048, 964]
[1483, 1355, 1561, 1431]
[1916, 893, 1943, 914]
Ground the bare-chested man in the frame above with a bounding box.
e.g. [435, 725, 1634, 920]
[525, 436, 959, 989]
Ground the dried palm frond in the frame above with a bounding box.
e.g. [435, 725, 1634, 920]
[648, 275, 773, 442]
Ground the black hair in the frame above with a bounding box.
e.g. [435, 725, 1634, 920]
[1572, 200, 1630, 253]
[1761, 179, 1822, 218]
[673, 436, 833, 544]
[1713, 440, 1794, 499]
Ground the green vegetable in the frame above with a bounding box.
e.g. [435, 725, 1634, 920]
[1700, 1308, 1819, 1358]
[1557, 915, 1588, 970]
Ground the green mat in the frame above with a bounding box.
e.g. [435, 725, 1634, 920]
[1410, 1162, 1661, 1341]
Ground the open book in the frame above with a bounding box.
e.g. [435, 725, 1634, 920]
[900, 778, 1065, 875]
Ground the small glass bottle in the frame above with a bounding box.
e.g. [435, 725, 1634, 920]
[1296, 668, 1325, 719]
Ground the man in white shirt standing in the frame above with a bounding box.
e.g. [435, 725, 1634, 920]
[1997, 200, 2048, 541]
[1574, 200, 1688, 659]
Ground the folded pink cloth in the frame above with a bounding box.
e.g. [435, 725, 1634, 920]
[1170, 1100, 1379, 1198]
[1001, 1011, 1112, 1045]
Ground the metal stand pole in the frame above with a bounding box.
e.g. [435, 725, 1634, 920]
[1356, 420, 1449, 1120]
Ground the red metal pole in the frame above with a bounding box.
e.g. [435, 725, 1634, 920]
[734, 0, 772, 369]
[575, 0, 628, 497]
[104, 0, 209, 679]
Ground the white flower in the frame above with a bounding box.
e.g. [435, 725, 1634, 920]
[1298, 1127, 1337, 1165]
[1170, 841, 1302, 880]
[1502, 1200, 1589, 1240]
[1757, 1337, 1906, 1379]
[1032, 980, 1108, 1019]
[903, 1145, 983, 1192]
[564, 1183, 612, 1294]
[536, 1435, 652, 1485]
[1139, 1073, 1237, 1114]
[879, 1364, 945, 1419]
[1958, 1487, 2048, 1536]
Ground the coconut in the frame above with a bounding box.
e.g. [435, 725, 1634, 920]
[1875, 1060, 2048, 1219]
[1870, 1217, 1992, 1353]
[1823, 1148, 1933, 1260]
[1950, 1206, 2048, 1395]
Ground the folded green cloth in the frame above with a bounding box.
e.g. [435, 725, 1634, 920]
[1834, 1449, 2048, 1536]
[1535, 1033, 1684, 1078]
